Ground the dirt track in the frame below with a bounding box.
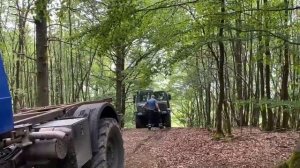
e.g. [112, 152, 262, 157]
[123, 128, 299, 168]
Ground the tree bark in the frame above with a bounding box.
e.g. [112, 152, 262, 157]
[264, 0, 274, 131]
[257, 0, 267, 130]
[281, 0, 290, 129]
[115, 45, 126, 127]
[68, 0, 75, 102]
[14, 6, 24, 112]
[225, 55, 232, 135]
[234, 10, 244, 126]
[205, 83, 211, 127]
[35, 0, 49, 106]
[252, 61, 260, 127]
[216, 0, 226, 137]
[265, 38, 273, 131]
[243, 43, 249, 126]
[14, 0, 30, 111]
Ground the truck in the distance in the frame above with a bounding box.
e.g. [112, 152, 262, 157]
[134, 90, 172, 128]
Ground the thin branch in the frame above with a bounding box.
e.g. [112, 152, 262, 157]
[136, 0, 200, 13]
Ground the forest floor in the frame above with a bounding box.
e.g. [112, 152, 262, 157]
[123, 127, 299, 168]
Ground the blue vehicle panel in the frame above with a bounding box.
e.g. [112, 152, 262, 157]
[0, 54, 14, 135]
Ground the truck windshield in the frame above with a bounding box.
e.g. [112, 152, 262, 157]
[136, 91, 151, 102]
[153, 91, 167, 101]
[136, 91, 167, 102]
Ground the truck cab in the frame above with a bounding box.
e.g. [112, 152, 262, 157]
[134, 90, 172, 128]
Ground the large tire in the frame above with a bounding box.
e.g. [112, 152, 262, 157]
[164, 114, 171, 128]
[91, 118, 124, 168]
[135, 115, 144, 128]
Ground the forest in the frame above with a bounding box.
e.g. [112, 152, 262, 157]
[2, 0, 300, 167]
[1, 0, 300, 138]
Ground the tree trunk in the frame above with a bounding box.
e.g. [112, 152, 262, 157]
[264, 0, 273, 131]
[265, 38, 273, 131]
[115, 45, 126, 127]
[14, 10, 23, 112]
[49, 45, 54, 105]
[257, 0, 267, 129]
[234, 11, 244, 126]
[215, 0, 226, 137]
[249, 30, 257, 127]
[205, 83, 211, 127]
[225, 55, 232, 135]
[68, 0, 75, 102]
[281, 0, 290, 129]
[14, 0, 30, 111]
[252, 62, 260, 127]
[243, 43, 249, 126]
[35, 0, 49, 106]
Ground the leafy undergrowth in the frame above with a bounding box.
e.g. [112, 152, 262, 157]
[123, 128, 299, 168]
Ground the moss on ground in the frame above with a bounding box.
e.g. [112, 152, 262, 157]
[212, 132, 225, 140]
[278, 152, 300, 168]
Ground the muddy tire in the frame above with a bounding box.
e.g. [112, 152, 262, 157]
[164, 114, 171, 128]
[135, 115, 144, 128]
[91, 118, 124, 168]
